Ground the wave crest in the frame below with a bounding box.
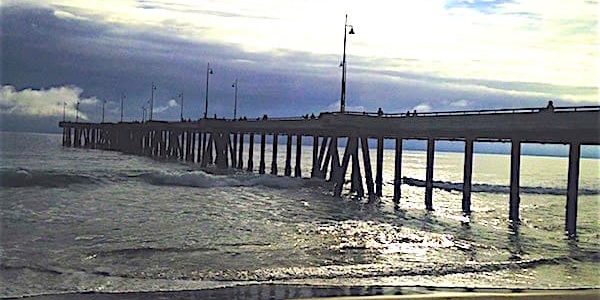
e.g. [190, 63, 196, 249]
[138, 170, 307, 189]
[401, 177, 599, 195]
[0, 168, 98, 188]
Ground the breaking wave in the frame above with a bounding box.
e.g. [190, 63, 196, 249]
[0, 168, 99, 188]
[5, 252, 596, 282]
[138, 170, 308, 189]
[401, 177, 599, 195]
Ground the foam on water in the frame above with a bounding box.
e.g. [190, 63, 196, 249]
[400, 177, 600, 195]
[138, 170, 308, 189]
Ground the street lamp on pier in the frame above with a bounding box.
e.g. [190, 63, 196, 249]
[232, 78, 238, 120]
[179, 92, 184, 121]
[101, 99, 106, 123]
[339, 14, 355, 113]
[150, 82, 156, 121]
[75, 101, 80, 122]
[120, 93, 126, 122]
[204, 63, 214, 119]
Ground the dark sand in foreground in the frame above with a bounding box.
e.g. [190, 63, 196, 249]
[10, 285, 599, 300]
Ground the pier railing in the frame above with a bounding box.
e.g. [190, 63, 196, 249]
[339, 105, 600, 118]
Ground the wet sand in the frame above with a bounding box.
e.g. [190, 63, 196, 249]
[12, 285, 599, 300]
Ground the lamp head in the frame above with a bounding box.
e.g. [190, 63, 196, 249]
[348, 27, 355, 34]
[209, 69, 214, 75]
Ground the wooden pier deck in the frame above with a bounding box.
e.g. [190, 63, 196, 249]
[59, 105, 600, 237]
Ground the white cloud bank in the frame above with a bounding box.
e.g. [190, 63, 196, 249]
[0, 85, 100, 120]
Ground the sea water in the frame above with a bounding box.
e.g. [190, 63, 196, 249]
[0, 131, 598, 297]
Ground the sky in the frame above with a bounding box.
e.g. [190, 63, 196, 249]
[0, 0, 598, 133]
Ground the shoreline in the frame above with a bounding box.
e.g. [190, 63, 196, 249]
[9, 284, 599, 300]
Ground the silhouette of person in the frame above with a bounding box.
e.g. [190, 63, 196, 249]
[546, 101, 554, 112]
[377, 107, 383, 116]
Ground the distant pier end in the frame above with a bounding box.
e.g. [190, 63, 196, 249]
[59, 105, 600, 237]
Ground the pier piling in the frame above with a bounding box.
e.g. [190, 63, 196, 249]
[566, 142, 580, 237]
[509, 140, 521, 222]
[247, 133, 254, 171]
[462, 139, 474, 214]
[271, 134, 279, 175]
[393, 138, 402, 202]
[295, 135, 302, 177]
[425, 138, 435, 211]
[285, 134, 292, 176]
[376, 137, 384, 197]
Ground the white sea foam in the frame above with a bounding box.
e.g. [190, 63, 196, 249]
[139, 170, 306, 189]
[401, 177, 599, 195]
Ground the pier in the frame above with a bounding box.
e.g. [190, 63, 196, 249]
[59, 105, 599, 237]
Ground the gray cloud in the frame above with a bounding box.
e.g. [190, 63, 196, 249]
[1, 5, 596, 134]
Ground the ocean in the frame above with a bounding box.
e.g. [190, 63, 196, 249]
[0, 131, 598, 298]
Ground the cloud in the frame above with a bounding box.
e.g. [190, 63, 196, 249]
[449, 99, 470, 107]
[153, 98, 179, 113]
[0, 85, 100, 120]
[323, 101, 366, 113]
[412, 103, 432, 112]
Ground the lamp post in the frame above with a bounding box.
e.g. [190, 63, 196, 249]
[75, 101, 80, 122]
[150, 82, 156, 121]
[120, 93, 126, 122]
[141, 106, 146, 122]
[101, 100, 106, 123]
[204, 62, 214, 119]
[62, 101, 66, 121]
[339, 14, 355, 113]
[232, 78, 238, 119]
[179, 92, 184, 121]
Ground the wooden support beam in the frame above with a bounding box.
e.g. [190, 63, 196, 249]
[152, 131, 159, 157]
[228, 134, 235, 168]
[295, 135, 302, 177]
[232, 133, 238, 167]
[351, 138, 364, 197]
[317, 136, 329, 179]
[201, 133, 212, 167]
[186, 131, 193, 162]
[509, 139, 521, 222]
[191, 132, 197, 163]
[271, 134, 279, 175]
[214, 133, 225, 168]
[259, 133, 266, 174]
[237, 133, 244, 169]
[462, 139, 474, 214]
[311, 136, 319, 177]
[91, 128, 96, 149]
[425, 138, 435, 211]
[247, 133, 254, 171]
[329, 137, 340, 182]
[376, 136, 384, 197]
[565, 142, 580, 237]
[206, 133, 214, 164]
[284, 134, 292, 176]
[393, 138, 402, 202]
[333, 136, 356, 197]
[161, 130, 168, 159]
[361, 137, 375, 199]
[201, 132, 206, 162]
